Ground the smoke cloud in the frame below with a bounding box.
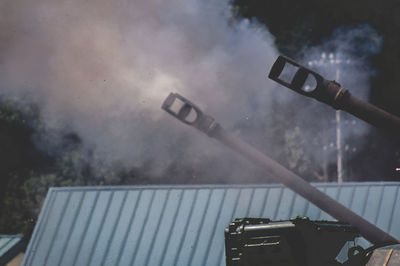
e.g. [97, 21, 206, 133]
[0, 0, 382, 182]
[296, 25, 382, 181]
[1, 0, 280, 182]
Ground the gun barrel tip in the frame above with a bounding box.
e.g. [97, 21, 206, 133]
[162, 92, 176, 105]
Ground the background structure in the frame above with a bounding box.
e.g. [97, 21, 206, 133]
[23, 183, 400, 266]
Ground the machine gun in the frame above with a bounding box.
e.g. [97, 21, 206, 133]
[225, 217, 371, 266]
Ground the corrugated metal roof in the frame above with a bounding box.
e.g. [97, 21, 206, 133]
[0, 234, 25, 265]
[23, 182, 400, 266]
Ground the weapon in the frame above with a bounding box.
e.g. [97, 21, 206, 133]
[268, 55, 400, 135]
[224, 217, 366, 266]
[161, 92, 399, 245]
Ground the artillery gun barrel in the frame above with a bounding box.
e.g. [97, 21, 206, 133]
[268, 55, 400, 135]
[341, 93, 400, 134]
[161, 92, 399, 245]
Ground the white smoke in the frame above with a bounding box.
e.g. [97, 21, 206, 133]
[301, 24, 382, 100]
[295, 24, 383, 180]
[0, 0, 381, 182]
[0, 0, 279, 181]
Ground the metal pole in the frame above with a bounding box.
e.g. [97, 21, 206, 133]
[162, 92, 399, 245]
[309, 54, 345, 183]
[336, 68, 344, 183]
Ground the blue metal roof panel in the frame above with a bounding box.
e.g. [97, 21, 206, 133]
[23, 182, 400, 266]
[0, 234, 25, 265]
[0, 236, 21, 257]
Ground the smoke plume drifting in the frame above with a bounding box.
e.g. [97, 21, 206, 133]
[297, 25, 382, 181]
[1, 0, 280, 181]
[0, 0, 382, 182]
